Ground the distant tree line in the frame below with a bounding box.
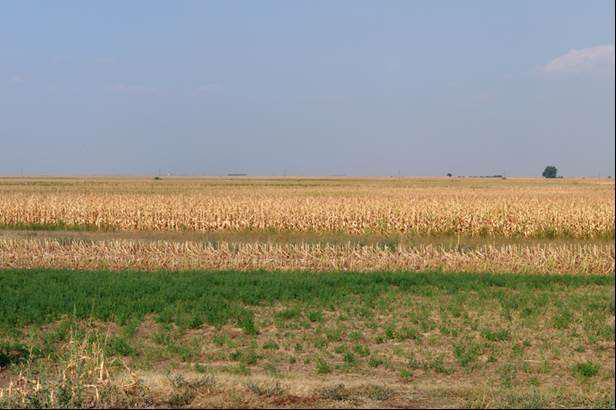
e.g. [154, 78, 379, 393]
[444, 166, 562, 179]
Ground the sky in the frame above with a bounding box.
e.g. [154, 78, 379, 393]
[1, 1, 614, 177]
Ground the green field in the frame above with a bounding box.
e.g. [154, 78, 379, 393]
[1, 269, 614, 408]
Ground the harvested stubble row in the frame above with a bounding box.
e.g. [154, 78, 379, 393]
[0, 238, 613, 274]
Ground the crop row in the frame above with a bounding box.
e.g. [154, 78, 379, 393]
[1, 238, 612, 274]
[1, 191, 613, 238]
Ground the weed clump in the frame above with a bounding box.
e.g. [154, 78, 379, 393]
[572, 361, 600, 378]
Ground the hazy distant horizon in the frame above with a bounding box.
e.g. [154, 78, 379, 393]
[1, 172, 612, 179]
[1, 1, 614, 177]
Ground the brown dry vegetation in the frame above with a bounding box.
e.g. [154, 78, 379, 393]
[0, 237, 613, 274]
[0, 177, 613, 239]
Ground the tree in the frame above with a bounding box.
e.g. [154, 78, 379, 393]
[446, 173, 452, 177]
[542, 166, 558, 179]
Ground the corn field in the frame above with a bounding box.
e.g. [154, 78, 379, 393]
[0, 177, 613, 239]
[0, 177, 613, 274]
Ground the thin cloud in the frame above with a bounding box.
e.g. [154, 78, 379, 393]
[9, 74, 25, 84]
[109, 83, 159, 95]
[95, 57, 116, 64]
[543, 44, 615, 73]
[195, 83, 221, 94]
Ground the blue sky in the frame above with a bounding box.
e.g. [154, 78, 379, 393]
[1, 1, 614, 176]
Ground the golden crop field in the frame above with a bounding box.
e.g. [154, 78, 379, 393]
[0, 177, 613, 239]
[0, 176, 613, 274]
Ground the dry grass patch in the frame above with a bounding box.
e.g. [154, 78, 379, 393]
[1, 237, 612, 274]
